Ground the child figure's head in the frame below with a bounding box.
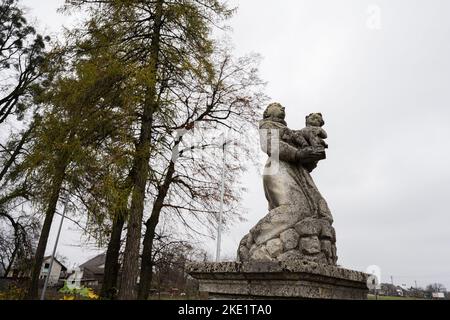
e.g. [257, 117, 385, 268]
[306, 113, 325, 127]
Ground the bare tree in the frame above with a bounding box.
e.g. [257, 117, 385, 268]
[149, 219, 207, 297]
[426, 283, 446, 293]
[0, 188, 39, 279]
[138, 50, 266, 299]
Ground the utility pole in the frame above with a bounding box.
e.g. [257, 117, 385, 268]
[40, 197, 68, 300]
[216, 142, 226, 263]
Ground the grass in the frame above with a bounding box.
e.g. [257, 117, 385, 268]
[368, 294, 425, 300]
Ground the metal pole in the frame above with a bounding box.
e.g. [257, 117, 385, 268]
[40, 198, 68, 300]
[216, 142, 226, 263]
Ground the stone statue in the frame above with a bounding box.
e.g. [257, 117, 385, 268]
[237, 103, 338, 265]
[289, 113, 328, 150]
[188, 102, 369, 300]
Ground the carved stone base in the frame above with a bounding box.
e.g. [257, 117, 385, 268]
[187, 261, 369, 300]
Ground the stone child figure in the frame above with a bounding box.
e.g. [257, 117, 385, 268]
[284, 113, 328, 150]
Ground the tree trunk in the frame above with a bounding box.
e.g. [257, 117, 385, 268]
[25, 156, 68, 300]
[0, 212, 19, 279]
[3, 245, 18, 279]
[137, 160, 176, 300]
[137, 219, 156, 300]
[100, 210, 125, 299]
[118, 0, 163, 300]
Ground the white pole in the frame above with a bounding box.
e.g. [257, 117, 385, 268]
[216, 142, 226, 263]
[40, 197, 68, 300]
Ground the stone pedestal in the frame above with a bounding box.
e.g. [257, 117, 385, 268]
[187, 261, 369, 300]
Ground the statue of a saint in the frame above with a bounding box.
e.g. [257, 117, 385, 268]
[237, 103, 338, 265]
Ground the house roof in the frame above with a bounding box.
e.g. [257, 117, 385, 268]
[80, 253, 106, 275]
[43, 256, 67, 271]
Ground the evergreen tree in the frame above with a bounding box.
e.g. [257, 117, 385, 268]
[65, 0, 236, 299]
[21, 44, 131, 299]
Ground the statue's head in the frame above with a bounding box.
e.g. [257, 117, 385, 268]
[263, 102, 286, 120]
[306, 113, 325, 127]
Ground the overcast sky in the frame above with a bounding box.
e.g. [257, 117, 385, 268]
[18, 0, 450, 289]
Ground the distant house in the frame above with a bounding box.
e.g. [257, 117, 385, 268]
[379, 283, 397, 296]
[39, 256, 68, 286]
[431, 292, 446, 300]
[7, 256, 67, 287]
[396, 286, 407, 297]
[67, 253, 106, 289]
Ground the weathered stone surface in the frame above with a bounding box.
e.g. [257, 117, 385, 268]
[239, 234, 249, 249]
[266, 239, 283, 257]
[250, 210, 300, 246]
[300, 236, 321, 254]
[331, 245, 338, 264]
[280, 229, 299, 251]
[319, 219, 336, 241]
[295, 218, 321, 237]
[276, 250, 303, 262]
[187, 261, 369, 300]
[237, 246, 250, 262]
[294, 252, 327, 265]
[249, 245, 273, 262]
[321, 240, 332, 259]
[245, 233, 253, 248]
[318, 199, 333, 222]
